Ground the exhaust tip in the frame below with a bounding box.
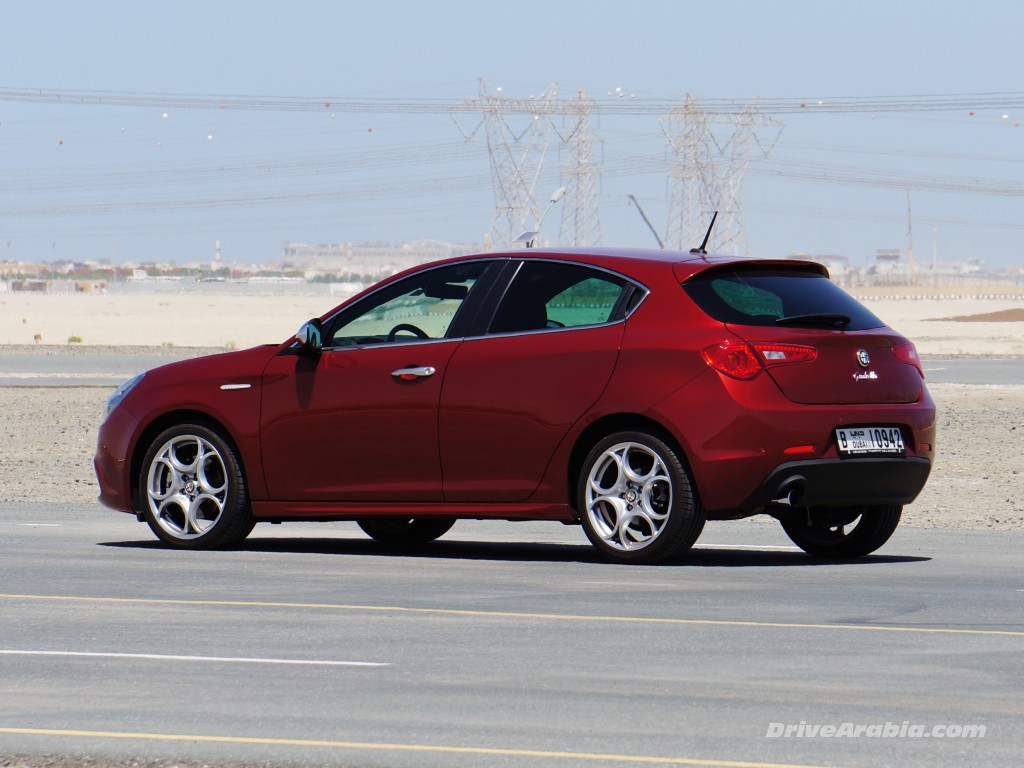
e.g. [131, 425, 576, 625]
[772, 478, 806, 507]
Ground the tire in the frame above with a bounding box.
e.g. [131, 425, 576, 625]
[780, 504, 902, 558]
[577, 431, 705, 564]
[357, 518, 455, 546]
[139, 423, 255, 550]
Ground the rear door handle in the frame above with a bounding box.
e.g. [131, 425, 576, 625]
[391, 366, 437, 381]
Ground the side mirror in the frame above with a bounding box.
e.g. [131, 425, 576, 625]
[295, 318, 324, 353]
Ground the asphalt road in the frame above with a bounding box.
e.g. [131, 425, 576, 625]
[919, 356, 1024, 385]
[1, 504, 1021, 768]
[0, 349, 1021, 386]
[0, 347, 219, 387]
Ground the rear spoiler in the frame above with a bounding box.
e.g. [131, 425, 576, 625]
[674, 259, 830, 284]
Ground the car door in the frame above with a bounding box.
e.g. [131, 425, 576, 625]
[438, 260, 633, 503]
[260, 261, 494, 502]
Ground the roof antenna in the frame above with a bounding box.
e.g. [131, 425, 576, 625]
[690, 210, 718, 255]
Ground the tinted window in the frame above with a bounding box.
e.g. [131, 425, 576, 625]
[328, 262, 488, 346]
[683, 269, 883, 330]
[489, 261, 629, 334]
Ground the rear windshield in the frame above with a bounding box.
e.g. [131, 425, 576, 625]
[682, 269, 884, 330]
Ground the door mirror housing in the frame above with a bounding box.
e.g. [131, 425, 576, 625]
[295, 318, 324, 352]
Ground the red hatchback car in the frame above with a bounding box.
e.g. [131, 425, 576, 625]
[95, 248, 935, 563]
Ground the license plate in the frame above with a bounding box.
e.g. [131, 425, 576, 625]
[835, 426, 905, 456]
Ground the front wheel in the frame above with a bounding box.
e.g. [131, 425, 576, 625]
[357, 518, 455, 546]
[577, 431, 705, 564]
[780, 504, 901, 557]
[139, 423, 255, 549]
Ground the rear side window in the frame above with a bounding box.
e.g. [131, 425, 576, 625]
[683, 269, 884, 330]
[489, 261, 630, 334]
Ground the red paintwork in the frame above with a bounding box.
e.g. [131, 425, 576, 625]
[438, 323, 623, 502]
[731, 327, 924, 405]
[260, 342, 456, 501]
[95, 247, 936, 525]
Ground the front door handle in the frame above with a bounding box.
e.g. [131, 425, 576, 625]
[391, 366, 437, 381]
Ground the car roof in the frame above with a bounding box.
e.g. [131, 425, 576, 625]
[475, 247, 827, 281]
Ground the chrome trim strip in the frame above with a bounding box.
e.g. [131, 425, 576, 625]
[316, 256, 651, 351]
[323, 336, 456, 353]
[480, 318, 628, 340]
[500, 257, 651, 322]
[220, 383, 252, 390]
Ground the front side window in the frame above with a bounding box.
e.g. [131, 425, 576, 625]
[328, 262, 488, 346]
[489, 261, 630, 334]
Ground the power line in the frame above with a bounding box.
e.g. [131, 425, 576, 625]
[753, 157, 1024, 197]
[4, 84, 1022, 257]
[3, 86, 1024, 116]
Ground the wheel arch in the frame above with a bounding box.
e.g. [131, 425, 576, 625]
[130, 410, 245, 511]
[567, 413, 699, 517]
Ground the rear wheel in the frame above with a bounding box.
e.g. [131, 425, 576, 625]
[139, 423, 255, 549]
[357, 518, 455, 546]
[780, 504, 901, 557]
[577, 431, 705, 564]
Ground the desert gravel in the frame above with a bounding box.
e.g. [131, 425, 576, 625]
[1, 380, 1020, 531]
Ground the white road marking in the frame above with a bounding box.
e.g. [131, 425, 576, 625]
[0, 372, 125, 379]
[697, 544, 803, 551]
[0, 650, 387, 667]
[17, 523, 61, 527]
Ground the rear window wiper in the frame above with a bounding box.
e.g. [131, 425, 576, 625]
[774, 313, 852, 328]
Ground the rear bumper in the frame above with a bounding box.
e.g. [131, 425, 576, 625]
[738, 456, 932, 511]
[643, 366, 937, 514]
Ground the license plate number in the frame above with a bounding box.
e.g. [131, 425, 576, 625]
[835, 426, 905, 456]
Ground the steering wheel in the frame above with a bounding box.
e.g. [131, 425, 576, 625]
[387, 323, 429, 342]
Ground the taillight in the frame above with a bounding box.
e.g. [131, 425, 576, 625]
[702, 340, 817, 380]
[751, 342, 818, 367]
[702, 341, 762, 380]
[893, 341, 924, 378]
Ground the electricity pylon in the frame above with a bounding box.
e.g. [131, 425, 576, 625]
[554, 89, 602, 246]
[451, 79, 558, 248]
[661, 96, 780, 254]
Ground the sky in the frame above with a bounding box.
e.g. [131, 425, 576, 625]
[1, 0, 1022, 269]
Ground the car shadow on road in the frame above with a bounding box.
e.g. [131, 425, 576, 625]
[99, 537, 931, 566]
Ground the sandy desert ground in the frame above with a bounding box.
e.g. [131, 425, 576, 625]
[0, 383, 1020, 531]
[1, 288, 1023, 354]
[0, 288, 1021, 534]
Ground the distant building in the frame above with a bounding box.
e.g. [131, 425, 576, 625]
[873, 249, 902, 270]
[281, 239, 479, 277]
[11, 280, 48, 292]
[781, 253, 852, 285]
